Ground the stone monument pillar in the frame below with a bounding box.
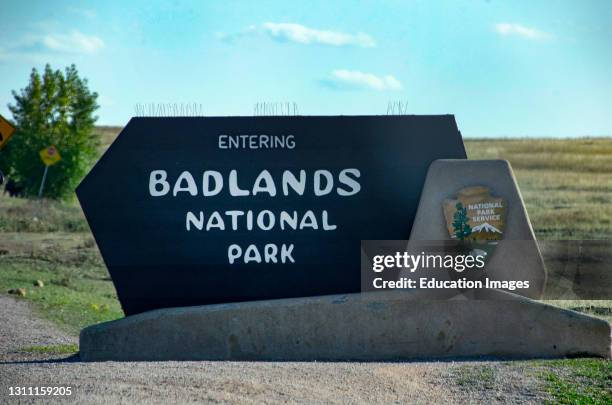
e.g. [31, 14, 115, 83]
[405, 159, 546, 299]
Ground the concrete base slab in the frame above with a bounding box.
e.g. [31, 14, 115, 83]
[80, 290, 611, 361]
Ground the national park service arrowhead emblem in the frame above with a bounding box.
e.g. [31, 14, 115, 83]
[443, 186, 506, 241]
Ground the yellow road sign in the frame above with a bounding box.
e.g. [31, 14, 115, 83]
[39, 145, 62, 166]
[0, 115, 16, 149]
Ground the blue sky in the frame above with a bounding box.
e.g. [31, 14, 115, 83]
[1, 0, 611, 137]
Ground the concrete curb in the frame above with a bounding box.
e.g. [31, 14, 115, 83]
[80, 290, 611, 361]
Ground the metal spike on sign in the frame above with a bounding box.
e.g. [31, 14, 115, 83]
[386, 100, 409, 115]
[133, 103, 205, 117]
[254, 102, 299, 116]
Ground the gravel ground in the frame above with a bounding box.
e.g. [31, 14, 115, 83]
[0, 295, 547, 404]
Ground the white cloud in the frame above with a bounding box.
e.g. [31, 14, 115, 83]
[0, 30, 104, 59]
[218, 23, 375, 47]
[262, 23, 375, 47]
[494, 23, 552, 40]
[41, 31, 104, 53]
[328, 70, 403, 91]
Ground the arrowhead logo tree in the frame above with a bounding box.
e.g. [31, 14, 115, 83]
[452, 202, 472, 240]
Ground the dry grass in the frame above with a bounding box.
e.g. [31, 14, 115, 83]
[465, 138, 612, 240]
[0, 196, 88, 232]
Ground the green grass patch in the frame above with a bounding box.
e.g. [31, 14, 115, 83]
[537, 359, 611, 404]
[19, 343, 79, 355]
[0, 257, 123, 335]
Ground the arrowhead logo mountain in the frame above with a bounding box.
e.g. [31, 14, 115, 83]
[472, 222, 502, 234]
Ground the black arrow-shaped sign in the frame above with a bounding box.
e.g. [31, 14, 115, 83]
[77, 115, 466, 315]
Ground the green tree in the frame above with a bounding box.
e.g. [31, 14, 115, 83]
[0, 64, 99, 199]
[452, 202, 472, 240]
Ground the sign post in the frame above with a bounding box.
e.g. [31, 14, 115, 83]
[38, 145, 61, 198]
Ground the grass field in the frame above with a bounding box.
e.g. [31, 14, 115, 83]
[465, 138, 612, 240]
[1, 130, 610, 401]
